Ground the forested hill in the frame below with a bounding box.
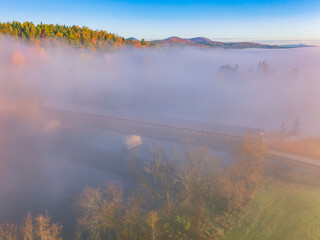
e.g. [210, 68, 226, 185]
[0, 21, 149, 49]
[153, 36, 286, 49]
[0, 21, 288, 50]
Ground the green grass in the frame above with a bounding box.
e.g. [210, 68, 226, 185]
[223, 181, 320, 240]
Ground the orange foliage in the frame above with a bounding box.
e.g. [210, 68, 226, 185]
[0, 213, 62, 240]
[271, 138, 320, 159]
[11, 50, 26, 69]
[216, 135, 267, 209]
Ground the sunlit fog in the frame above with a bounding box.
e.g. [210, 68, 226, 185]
[0, 19, 320, 240]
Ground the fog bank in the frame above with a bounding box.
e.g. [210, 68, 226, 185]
[1, 37, 320, 135]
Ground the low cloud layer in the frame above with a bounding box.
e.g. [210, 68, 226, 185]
[1, 36, 320, 136]
[0, 36, 320, 236]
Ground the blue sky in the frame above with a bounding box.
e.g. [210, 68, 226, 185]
[1, 0, 320, 41]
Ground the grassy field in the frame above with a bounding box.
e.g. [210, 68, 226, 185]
[223, 180, 320, 240]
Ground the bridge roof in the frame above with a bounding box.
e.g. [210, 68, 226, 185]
[43, 102, 262, 138]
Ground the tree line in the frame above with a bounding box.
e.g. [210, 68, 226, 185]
[0, 21, 152, 50]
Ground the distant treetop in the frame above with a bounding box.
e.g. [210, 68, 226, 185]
[0, 21, 151, 50]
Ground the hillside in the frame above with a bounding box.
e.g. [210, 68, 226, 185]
[0, 21, 293, 50]
[152, 36, 286, 49]
[0, 21, 149, 50]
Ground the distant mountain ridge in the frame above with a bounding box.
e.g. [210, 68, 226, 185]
[152, 36, 289, 49]
[0, 21, 311, 50]
[189, 37, 213, 44]
[280, 44, 313, 48]
[127, 37, 139, 41]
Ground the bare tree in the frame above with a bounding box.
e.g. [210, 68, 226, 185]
[271, 118, 301, 143]
[258, 60, 274, 75]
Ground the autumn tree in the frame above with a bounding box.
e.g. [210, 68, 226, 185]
[75, 140, 267, 240]
[0, 223, 19, 240]
[76, 146, 225, 240]
[215, 135, 268, 209]
[0, 21, 149, 50]
[75, 182, 147, 240]
[0, 213, 63, 240]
